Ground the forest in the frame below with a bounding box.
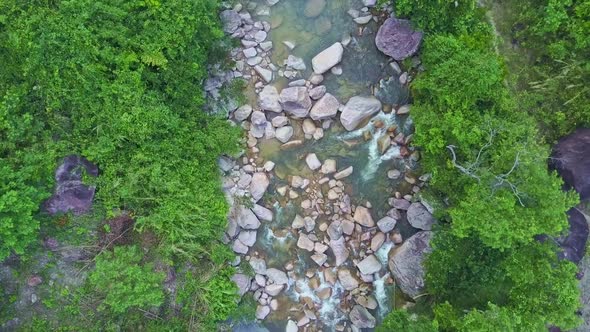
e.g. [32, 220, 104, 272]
[0, 0, 589, 331]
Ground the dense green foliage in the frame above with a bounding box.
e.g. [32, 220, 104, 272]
[381, 0, 585, 330]
[395, 0, 488, 35]
[412, 34, 575, 249]
[0, 0, 241, 329]
[377, 309, 439, 332]
[89, 246, 165, 314]
[501, 0, 590, 139]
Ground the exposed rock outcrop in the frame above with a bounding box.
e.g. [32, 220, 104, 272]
[389, 231, 433, 298]
[375, 18, 423, 61]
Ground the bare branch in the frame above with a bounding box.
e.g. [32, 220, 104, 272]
[447, 145, 481, 182]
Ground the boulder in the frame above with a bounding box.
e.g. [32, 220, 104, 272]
[309, 93, 340, 120]
[250, 172, 270, 202]
[334, 166, 353, 179]
[280, 87, 312, 118]
[311, 252, 328, 266]
[275, 126, 294, 143]
[557, 208, 589, 264]
[309, 85, 327, 100]
[234, 104, 253, 122]
[312, 42, 344, 74]
[550, 128, 590, 201]
[256, 305, 271, 319]
[287, 55, 306, 71]
[329, 237, 350, 266]
[265, 284, 285, 296]
[44, 155, 98, 215]
[338, 268, 359, 290]
[233, 239, 249, 254]
[252, 204, 273, 222]
[407, 203, 435, 230]
[297, 233, 315, 251]
[232, 206, 261, 230]
[266, 268, 289, 285]
[353, 206, 375, 227]
[238, 230, 257, 247]
[321, 159, 337, 174]
[255, 65, 273, 83]
[231, 274, 251, 297]
[349, 305, 376, 328]
[371, 233, 385, 251]
[389, 231, 433, 298]
[356, 255, 381, 275]
[377, 216, 397, 233]
[305, 153, 322, 170]
[249, 257, 267, 275]
[220, 10, 242, 34]
[259, 85, 282, 112]
[340, 96, 382, 131]
[375, 18, 423, 61]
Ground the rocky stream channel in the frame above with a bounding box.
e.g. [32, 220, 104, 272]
[209, 0, 435, 331]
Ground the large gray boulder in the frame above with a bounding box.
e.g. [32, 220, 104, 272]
[44, 155, 98, 215]
[231, 273, 251, 297]
[310, 93, 340, 120]
[550, 128, 590, 201]
[232, 206, 261, 230]
[340, 96, 381, 131]
[279, 87, 312, 118]
[250, 172, 269, 202]
[220, 10, 242, 34]
[312, 42, 344, 74]
[259, 85, 282, 112]
[407, 203, 435, 230]
[389, 231, 433, 298]
[375, 18, 423, 61]
[349, 305, 376, 328]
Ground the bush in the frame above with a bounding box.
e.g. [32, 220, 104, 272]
[89, 246, 165, 314]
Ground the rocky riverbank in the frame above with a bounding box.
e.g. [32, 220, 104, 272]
[209, 1, 436, 330]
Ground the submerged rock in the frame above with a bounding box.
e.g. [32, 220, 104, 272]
[389, 231, 433, 298]
[304, 0, 326, 18]
[312, 42, 344, 74]
[375, 18, 423, 61]
[340, 96, 382, 131]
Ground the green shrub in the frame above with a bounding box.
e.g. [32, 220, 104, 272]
[378, 309, 438, 332]
[89, 246, 165, 314]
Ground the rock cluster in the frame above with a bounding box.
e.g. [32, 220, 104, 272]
[212, 1, 433, 330]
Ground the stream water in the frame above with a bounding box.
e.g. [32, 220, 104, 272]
[234, 0, 418, 330]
